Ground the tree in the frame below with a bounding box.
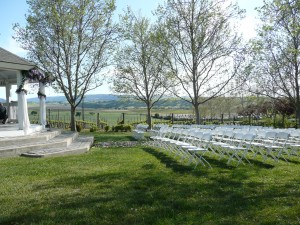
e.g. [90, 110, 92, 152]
[112, 9, 173, 128]
[14, 0, 117, 131]
[156, 0, 245, 124]
[249, 0, 300, 127]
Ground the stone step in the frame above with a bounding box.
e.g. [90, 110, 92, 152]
[0, 131, 78, 157]
[0, 129, 61, 146]
[21, 136, 94, 158]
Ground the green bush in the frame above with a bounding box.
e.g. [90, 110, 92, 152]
[113, 124, 132, 132]
[124, 125, 132, 132]
[104, 125, 110, 132]
[153, 113, 160, 118]
[114, 125, 124, 132]
[90, 126, 97, 132]
[76, 124, 82, 132]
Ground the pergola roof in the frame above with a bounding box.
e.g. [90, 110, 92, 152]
[0, 47, 34, 86]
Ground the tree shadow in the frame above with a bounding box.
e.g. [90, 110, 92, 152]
[142, 147, 199, 174]
[2, 147, 300, 225]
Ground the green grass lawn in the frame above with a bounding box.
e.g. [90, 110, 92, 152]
[0, 132, 300, 224]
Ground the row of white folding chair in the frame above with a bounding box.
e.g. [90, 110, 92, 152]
[209, 132, 256, 166]
[253, 128, 300, 158]
[150, 127, 298, 166]
[164, 130, 213, 168]
[216, 129, 290, 163]
[251, 131, 290, 162]
[210, 129, 289, 165]
[162, 128, 256, 167]
[219, 133, 256, 166]
[248, 129, 299, 162]
[175, 129, 254, 167]
[150, 128, 213, 168]
[149, 124, 168, 136]
[175, 131, 213, 168]
[149, 126, 173, 148]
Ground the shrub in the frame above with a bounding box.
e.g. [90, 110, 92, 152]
[163, 115, 172, 120]
[124, 125, 132, 132]
[76, 124, 82, 132]
[90, 126, 97, 132]
[112, 124, 132, 132]
[114, 125, 124, 132]
[153, 113, 160, 118]
[104, 125, 110, 132]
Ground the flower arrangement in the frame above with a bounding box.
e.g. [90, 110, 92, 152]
[21, 68, 55, 84]
[16, 68, 55, 94]
[37, 90, 47, 99]
[15, 75, 28, 94]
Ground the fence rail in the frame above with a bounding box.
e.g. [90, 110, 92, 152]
[29, 108, 263, 129]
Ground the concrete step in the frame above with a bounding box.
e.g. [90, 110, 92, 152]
[0, 129, 61, 146]
[0, 131, 79, 157]
[21, 136, 94, 158]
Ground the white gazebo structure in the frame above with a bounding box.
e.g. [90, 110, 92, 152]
[0, 47, 49, 136]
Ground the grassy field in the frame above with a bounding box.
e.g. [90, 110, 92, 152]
[0, 132, 300, 224]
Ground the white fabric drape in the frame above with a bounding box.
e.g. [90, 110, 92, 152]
[18, 91, 30, 134]
[39, 83, 47, 128]
[17, 71, 30, 135]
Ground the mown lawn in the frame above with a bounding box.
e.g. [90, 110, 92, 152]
[0, 132, 299, 224]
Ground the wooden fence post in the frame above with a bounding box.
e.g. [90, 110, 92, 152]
[97, 113, 100, 128]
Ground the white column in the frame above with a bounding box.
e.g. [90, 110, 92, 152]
[39, 82, 47, 129]
[5, 82, 11, 120]
[17, 71, 30, 134]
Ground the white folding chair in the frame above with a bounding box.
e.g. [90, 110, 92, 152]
[273, 132, 290, 162]
[185, 133, 212, 168]
[256, 131, 289, 162]
[224, 133, 256, 166]
[210, 130, 235, 158]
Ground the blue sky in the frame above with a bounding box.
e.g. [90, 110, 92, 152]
[0, 0, 263, 99]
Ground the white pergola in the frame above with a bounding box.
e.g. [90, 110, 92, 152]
[0, 47, 47, 134]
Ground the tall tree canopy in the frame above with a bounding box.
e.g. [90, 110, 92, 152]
[113, 8, 173, 128]
[156, 0, 245, 124]
[14, 0, 117, 131]
[249, 0, 300, 127]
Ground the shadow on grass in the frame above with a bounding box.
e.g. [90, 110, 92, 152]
[2, 147, 300, 225]
[3, 171, 300, 225]
[142, 147, 198, 174]
[142, 146, 275, 172]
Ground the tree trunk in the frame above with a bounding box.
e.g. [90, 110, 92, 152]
[146, 105, 152, 129]
[70, 105, 77, 131]
[195, 105, 201, 124]
[296, 105, 300, 129]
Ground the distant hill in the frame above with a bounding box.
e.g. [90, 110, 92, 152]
[26, 94, 192, 109]
[27, 94, 119, 103]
